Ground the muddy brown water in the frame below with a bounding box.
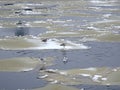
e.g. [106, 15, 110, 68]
[0, 0, 120, 90]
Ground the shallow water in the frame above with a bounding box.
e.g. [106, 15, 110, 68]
[0, 0, 120, 90]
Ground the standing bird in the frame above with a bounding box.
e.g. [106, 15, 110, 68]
[60, 43, 66, 49]
[42, 38, 48, 42]
[16, 20, 23, 25]
[60, 43, 66, 47]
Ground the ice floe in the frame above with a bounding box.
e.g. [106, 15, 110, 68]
[0, 57, 54, 72]
[0, 37, 90, 50]
[39, 67, 120, 85]
[0, 57, 40, 72]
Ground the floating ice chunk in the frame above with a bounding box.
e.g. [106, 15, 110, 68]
[59, 71, 67, 75]
[87, 26, 99, 30]
[26, 3, 44, 6]
[21, 11, 42, 15]
[40, 74, 48, 79]
[66, 19, 72, 22]
[0, 57, 40, 72]
[90, 0, 106, 4]
[45, 69, 58, 73]
[51, 80, 58, 84]
[103, 14, 111, 18]
[92, 75, 102, 82]
[80, 74, 91, 77]
[90, 0, 113, 6]
[113, 69, 117, 71]
[52, 20, 65, 23]
[47, 19, 53, 22]
[34, 21, 46, 23]
[114, 26, 120, 29]
[0, 26, 3, 28]
[46, 31, 56, 34]
[82, 68, 97, 71]
[101, 78, 107, 81]
[22, 68, 33, 72]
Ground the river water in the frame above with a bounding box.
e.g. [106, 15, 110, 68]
[0, 0, 120, 90]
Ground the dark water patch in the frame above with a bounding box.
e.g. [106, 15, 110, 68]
[15, 27, 29, 36]
[0, 50, 55, 59]
[0, 3, 14, 6]
[0, 71, 47, 90]
[4, 3, 14, 6]
[0, 50, 19, 59]
[0, 27, 48, 37]
[49, 42, 120, 69]
[75, 84, 120, 90]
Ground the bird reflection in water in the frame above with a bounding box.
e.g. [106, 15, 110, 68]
[15, 20, 29, 36]
[60, 43, 68, 64]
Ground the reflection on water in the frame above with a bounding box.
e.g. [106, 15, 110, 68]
[61, 49, 68, 64]
[15, 27, 29, 36]
[15, 20, 29, 36]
